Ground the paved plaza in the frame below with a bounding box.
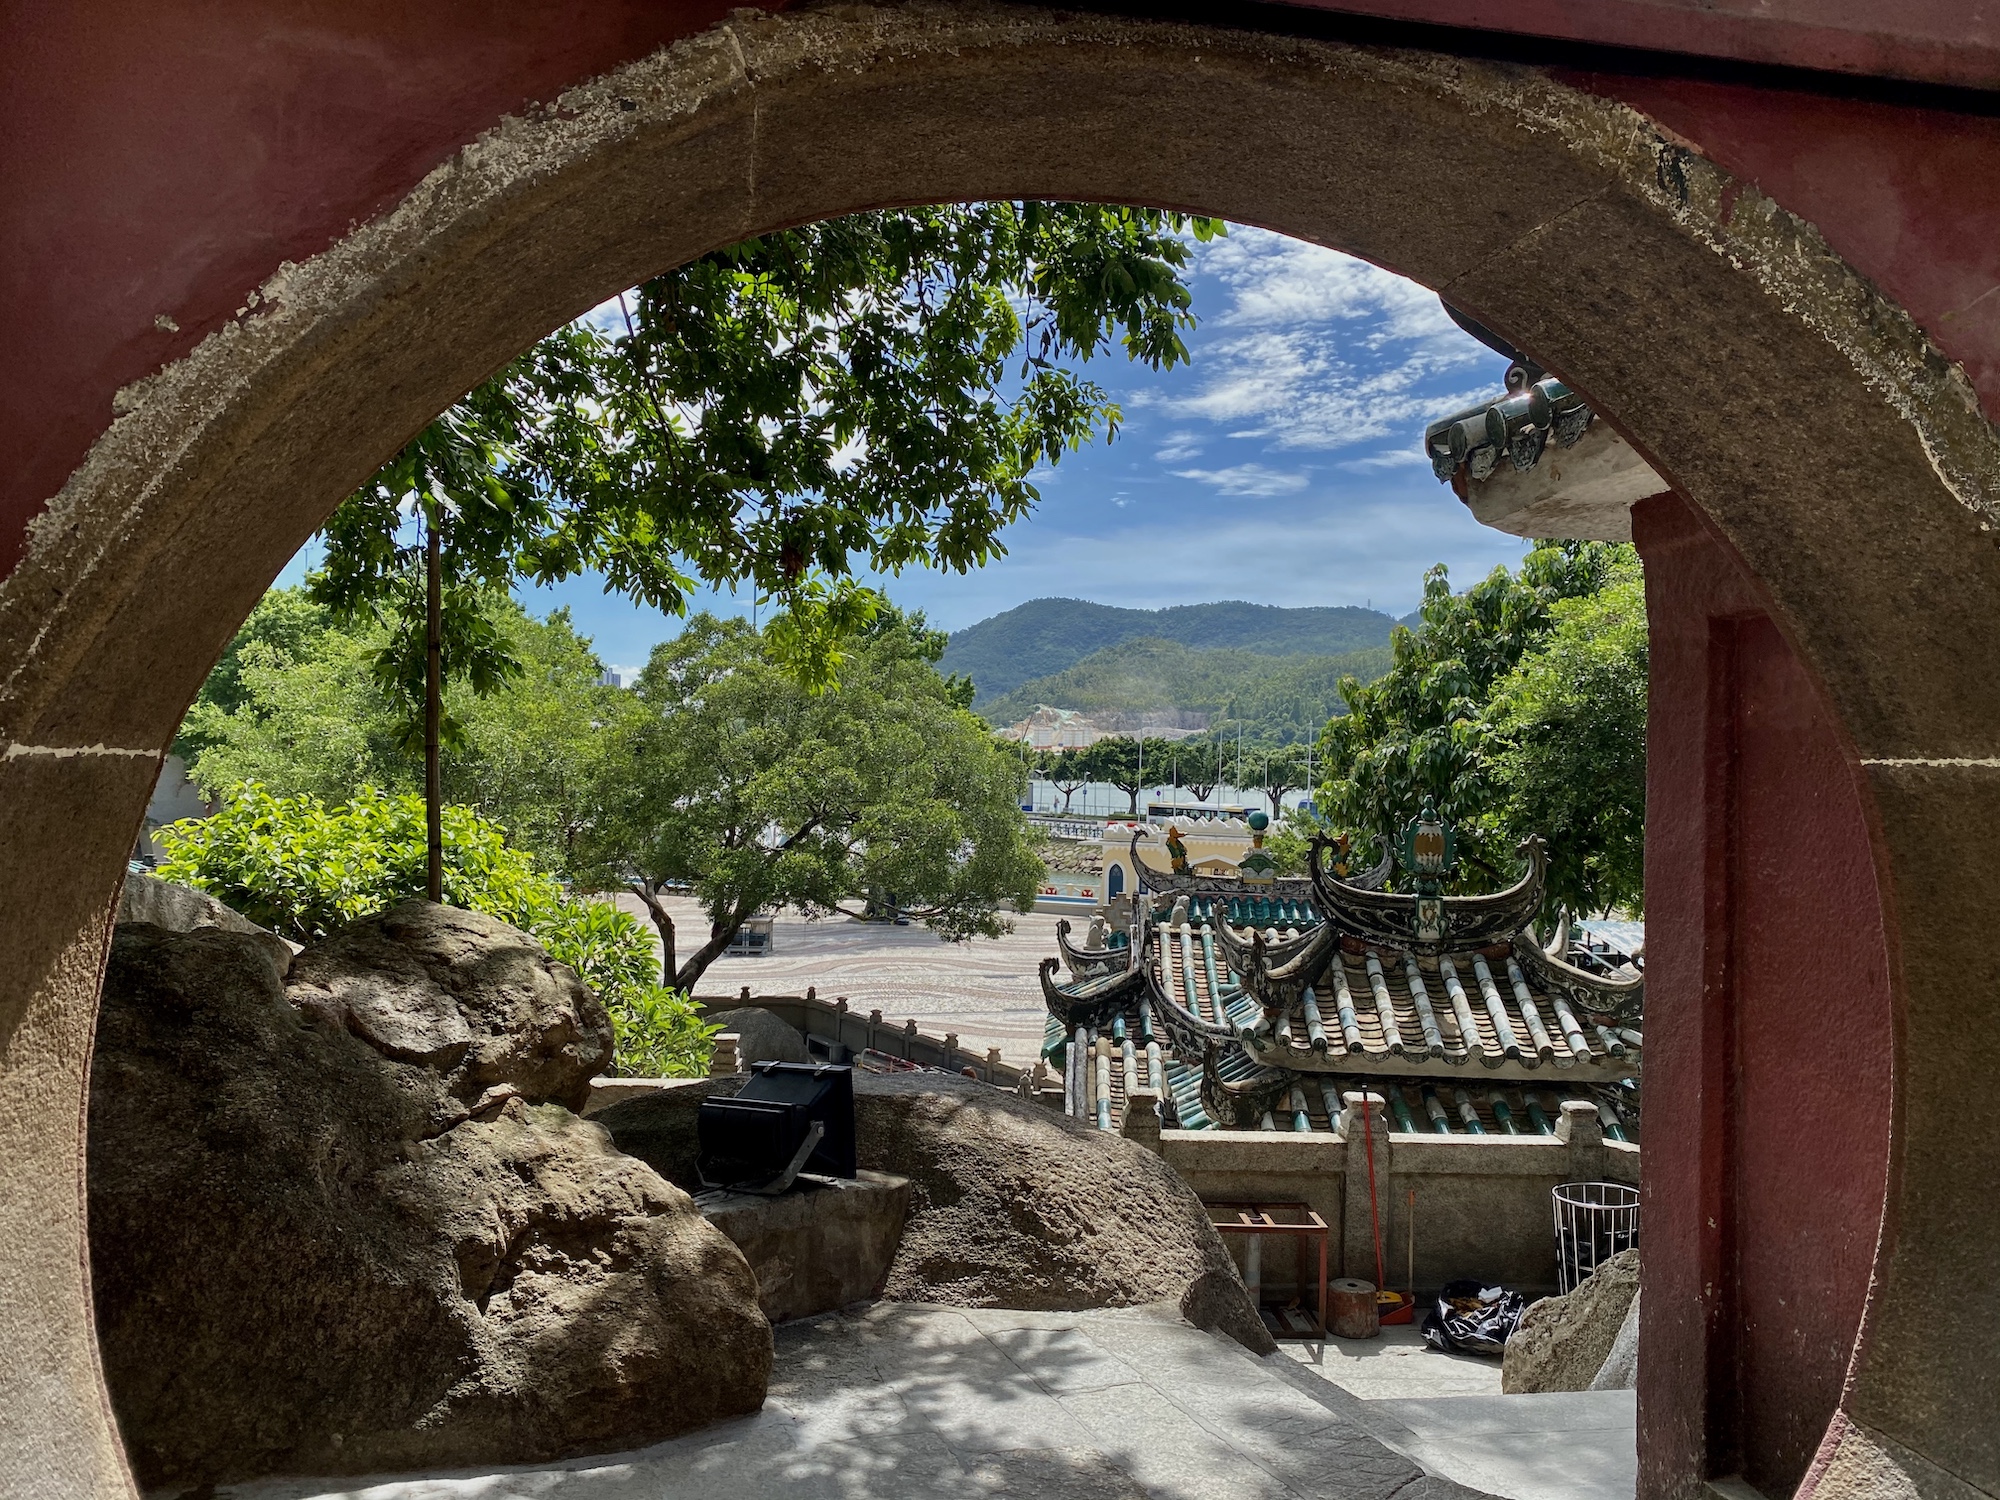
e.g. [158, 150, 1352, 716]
[221, 1304, 1634, 1500]
[616, 895, 1066, 1068]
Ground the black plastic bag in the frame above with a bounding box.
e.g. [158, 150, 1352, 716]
[1422, 1277, 1528, 1355]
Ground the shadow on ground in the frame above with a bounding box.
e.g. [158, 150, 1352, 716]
[216, 1302, 1496, 1500]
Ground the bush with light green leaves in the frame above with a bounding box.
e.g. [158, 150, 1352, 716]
[155, 783, 717, 1076]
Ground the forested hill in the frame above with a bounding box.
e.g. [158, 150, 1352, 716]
[943, 598, 1399, 704]
[978, 638, 1394, 746]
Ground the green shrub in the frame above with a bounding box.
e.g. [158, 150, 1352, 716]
[156, 783, 716, 1076]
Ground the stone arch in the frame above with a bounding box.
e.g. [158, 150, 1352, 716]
[4, 4, 1998, 1495]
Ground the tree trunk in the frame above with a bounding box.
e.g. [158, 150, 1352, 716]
[424, 508, 443, 903]
[673, 908, 750, 993]
[630, 878, 678, 985]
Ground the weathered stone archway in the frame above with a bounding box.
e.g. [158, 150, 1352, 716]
[5, 5, 1999, 1496]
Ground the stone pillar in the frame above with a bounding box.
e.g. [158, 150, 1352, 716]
[1340, 1091, 1392, 1285]
[985, 1045, 1003, 1083]
[709, 1032, 742, 1077]
[1555, 1098, 1608, 1183]
[1121, 1085, 1162, 1151]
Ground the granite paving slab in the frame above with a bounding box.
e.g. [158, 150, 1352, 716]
[217, 1302, 1503, 1500]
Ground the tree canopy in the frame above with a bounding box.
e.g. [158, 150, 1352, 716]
[583, 609, 1042, 990]
[1313, 541, 1644, 915]
[313, 202, 1221, 705]
[176, 589, 619, 875]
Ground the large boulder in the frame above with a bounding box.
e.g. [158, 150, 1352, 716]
[89, 911, 771, 1490]
[704, 1005, 812, 1066]
[1589, 1286, 1641, 1390]
[118, 870, 295, 962]
[595, 1071, 1275, 1355]
[288, 899, 612, 1113]
[1501, 1249, 1640, 1394]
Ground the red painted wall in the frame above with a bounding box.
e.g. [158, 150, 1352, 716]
[8, 4, 2000, 584]
[0, 0, 766, 580]
[1634, 492, 1892, 1498]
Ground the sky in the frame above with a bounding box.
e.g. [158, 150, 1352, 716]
[278, 225, 1528, 677]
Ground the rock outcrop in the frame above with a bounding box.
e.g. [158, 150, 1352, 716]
[89, 907, 771, 1490]
[118, 870, 295, 961]
[704, 1005, 813, 1066]
[288, 900, 613, 1113]
[1501, 1249, 1640, 1394]
[595, 1072, 1275, 1355]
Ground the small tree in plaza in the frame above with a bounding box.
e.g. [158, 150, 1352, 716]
[1041, 747, 1092, 815]
[1081, 735, 1174, 816]
[584, 609, 1043, 992]
[1259, 743, 1311, 820]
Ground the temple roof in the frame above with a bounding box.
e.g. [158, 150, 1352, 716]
[1042, 808, 1643, 1133]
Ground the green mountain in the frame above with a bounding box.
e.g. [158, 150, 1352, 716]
[980, 637, 1394, 746]
[943, 598, 1399, 704]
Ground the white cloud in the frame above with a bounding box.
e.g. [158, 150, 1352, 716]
[1172, 463, 1310, 498]
[1153, 433, 1204, 462]
[1337, 447, 1436, 472]
[1160, 227, 1500, 453]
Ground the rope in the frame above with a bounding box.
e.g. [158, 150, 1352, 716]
[1362, 1091, 1386, 1292]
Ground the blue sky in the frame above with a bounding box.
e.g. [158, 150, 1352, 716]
[279, 226, 1528, 676]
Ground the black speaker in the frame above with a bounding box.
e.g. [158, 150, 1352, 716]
[695, 1062, 856, 1191]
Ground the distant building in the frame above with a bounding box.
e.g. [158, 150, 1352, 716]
[135, 754, 211, 863]
[998, 704, 1209, 749]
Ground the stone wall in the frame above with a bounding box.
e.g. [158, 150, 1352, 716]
[1160, 1100, 1638, 1300]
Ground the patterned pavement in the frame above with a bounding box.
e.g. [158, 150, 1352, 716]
[612, 895, 1065, 1069]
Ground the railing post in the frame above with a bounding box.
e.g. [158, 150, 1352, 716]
[1122, 1084, 1163, 1151]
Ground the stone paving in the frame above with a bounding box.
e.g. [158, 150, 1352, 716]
[615, 895, 1063, 1068]
[220, 1302, 1493, 1500]
[1272, 1328, 1636, 1500]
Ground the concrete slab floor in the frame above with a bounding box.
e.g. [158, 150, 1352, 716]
[212, 1302, 1495, 1500]
[1272, 1327, 1636, 1500]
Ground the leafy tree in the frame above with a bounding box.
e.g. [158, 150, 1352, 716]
[1175, 739, 1222, 803]
[176, 593, 412, 807]
[1042, 748, 1091, 815]
[311, 204, 1219, 893]
[180, 589, 619, 877]
[1259, 744, 1311, 820]
[1315, 541, 1637, 903]
[581, 609, 1043, 990]
[1080, 735, 1175, 815]
[154, 783, 716, 1075]
[1484, 567, 1647, 917]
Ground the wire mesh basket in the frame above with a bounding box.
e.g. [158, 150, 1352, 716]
[1552, 1180, 1639, 1293]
